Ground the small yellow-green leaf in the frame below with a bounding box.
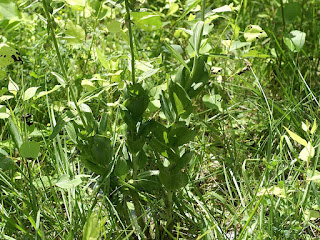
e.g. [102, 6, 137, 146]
[284, 127, 307, 146]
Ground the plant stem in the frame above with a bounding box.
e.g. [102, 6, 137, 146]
[125, 0, 136, 85]
[41, 0, 87, 129]
[130, 152, 147, 236]
[166, 191, 173, 231]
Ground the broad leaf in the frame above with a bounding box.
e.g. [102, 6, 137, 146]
[159, 167, 188, 191]
[65, 20, 85, 45]
[284, 30, 306, 52]
[23, 87, 39, 101]
[131, 12, 162, 31]
[0, 0, 21, 20]
[0, 44, 22, 68]
[19, 141, 40, 158]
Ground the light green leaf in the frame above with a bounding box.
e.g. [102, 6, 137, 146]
[284, 30, 306, 52]
[23, 87, 39, 101]
[221, 40, 251, 52]
[242, 50, 270, 59]
[131, 12, 163, 31]
[81, 79, 96, 91]
[35, 85, 62, 99]
[83, 212, 100, 240]
[0, 0, 21, 20]
[304, 209, 320, 221]
[8, 77, 19, 96]
[0, 70, 5, 79]
[19, 141, 40, 158]
[95, 47, 109, 69]
[244, 25, 267, 42]
[311, 120, 317, 135]
[164, 43, 190, 71]
[0, 105, 10, 119]
[284, 127, 307, 146]
[0, 43, 22, 68]
[106, 20, 121, 33]
[65, 20, 85, 45]
[65, 0, 85, 6]
[211, 5, 232, 13]
[138, 68, 159, 81]
[167, 3, 179, 16]
[192, 21, 204, 56]
[55, 174, 82, 189]
[307, 175, 320, 181]
[299, 142, 314, 162]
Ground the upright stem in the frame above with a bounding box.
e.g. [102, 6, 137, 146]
[41, 0, 87, 129]
[125, 0, 136, 84]
[166, 191, 173, 231]
[201, 0, 206, 21]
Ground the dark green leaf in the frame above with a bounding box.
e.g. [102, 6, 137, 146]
[159, 167, 188, 191]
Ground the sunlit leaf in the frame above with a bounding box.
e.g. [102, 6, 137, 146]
[304, 209, 320, 221]
[83, 212, 101, 240]
[244, 25, 267, 42]
[23, 87, 39, 101]
[65, 20, 85, 45]
[311, 120, 317, 135]
[299, 142, 314, 162]
[55, 174, 82, 189]
[0, 0, 21, 20]
[0, 43, 22, 68]
[0, 105, 10, 119]
[106, 20, 121, 33]
[284, 127, 307, 146]
[284, 30, 306, 52]
[131, 12, 163, 31]
[65, 0, 85, 7]
[35, 85, 62, 99]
